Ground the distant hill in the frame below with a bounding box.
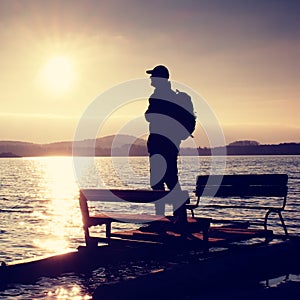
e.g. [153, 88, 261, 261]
[0, 152, 21, 158]
[202, 142, 300, 156]
[0, 137, 299, 156]
[0, 135, 147, 157]
[0, 141, 44, 156]
[72, 135, 147, 156]
[228, 140, 260, 147]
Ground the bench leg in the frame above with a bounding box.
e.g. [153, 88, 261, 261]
[202, 222, 210, 253]
[191, 209, 195, 218]
[278, 211, 289, 237]
[83, 225, 94, 247]
[264, 209, 288, 238]
[106, 222, 112, 242]
[264, 210, 272, 232]
[203, 229, 209, 253]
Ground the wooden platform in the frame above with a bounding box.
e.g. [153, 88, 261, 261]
[93, 237, 300, 300]
[95, 220, 274, 249]
[0, 223, 286, 287]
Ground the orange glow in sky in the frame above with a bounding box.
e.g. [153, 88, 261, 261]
[0, 1, 299, 146]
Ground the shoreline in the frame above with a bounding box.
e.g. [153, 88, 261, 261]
[1, 154, 300, 158]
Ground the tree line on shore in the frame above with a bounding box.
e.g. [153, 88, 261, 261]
[0, 136, 300, 157]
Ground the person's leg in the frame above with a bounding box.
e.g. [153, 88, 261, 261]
[149, 153, 166, 190]
[149, 153, 166, 214]
[164, 152, 179, 191]
[147, 134, 166, 190]
[164, 153, 188, 223]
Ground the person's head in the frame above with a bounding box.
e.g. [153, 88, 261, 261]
[146, 65, 169, 88]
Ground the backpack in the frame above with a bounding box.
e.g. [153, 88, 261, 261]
[175, 89, 196, 140]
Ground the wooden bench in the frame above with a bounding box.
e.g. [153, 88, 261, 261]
[79, 189, 211, 247]
[186, 174, 288, 236]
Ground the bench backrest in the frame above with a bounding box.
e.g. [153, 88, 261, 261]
[195, 174, 288, 198]
[79, 189, 190, 218]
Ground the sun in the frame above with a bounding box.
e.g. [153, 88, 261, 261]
[41, 56, 75, 94]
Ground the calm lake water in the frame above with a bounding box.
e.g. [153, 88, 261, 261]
[0, 155, 299, 299]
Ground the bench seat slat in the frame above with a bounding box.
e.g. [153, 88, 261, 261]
[89, 213, 170, 225]
[80, 189, 189, 204]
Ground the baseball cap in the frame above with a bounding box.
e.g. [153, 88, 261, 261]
[146, 65, 169, 79]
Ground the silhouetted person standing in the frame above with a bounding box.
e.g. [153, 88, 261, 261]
[145, 65, 195, 222]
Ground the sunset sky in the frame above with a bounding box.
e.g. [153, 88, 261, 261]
[0, 0, 299, 147]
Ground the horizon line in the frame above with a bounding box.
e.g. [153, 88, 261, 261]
[0, 135, 299, 148]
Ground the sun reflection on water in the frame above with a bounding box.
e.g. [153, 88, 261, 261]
[33, 238, 70, 253]
[31, 157, 82, 254]
[46, 286, 92, 299]
[43, 156, 79, 201]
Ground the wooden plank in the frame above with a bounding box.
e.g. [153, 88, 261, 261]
[88, 215, 211, 233]
[196, 174, 288, 187]
[112, 230, 161, 237]
[95, 236, 163, 245]
[111, 231, 174, 243]
[80, 189, 189, 204]
[111, 229, 204, 244]
[89, 213, 171, 224]
[209, 227, 273, 240]
[108, 226, 271, 245]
